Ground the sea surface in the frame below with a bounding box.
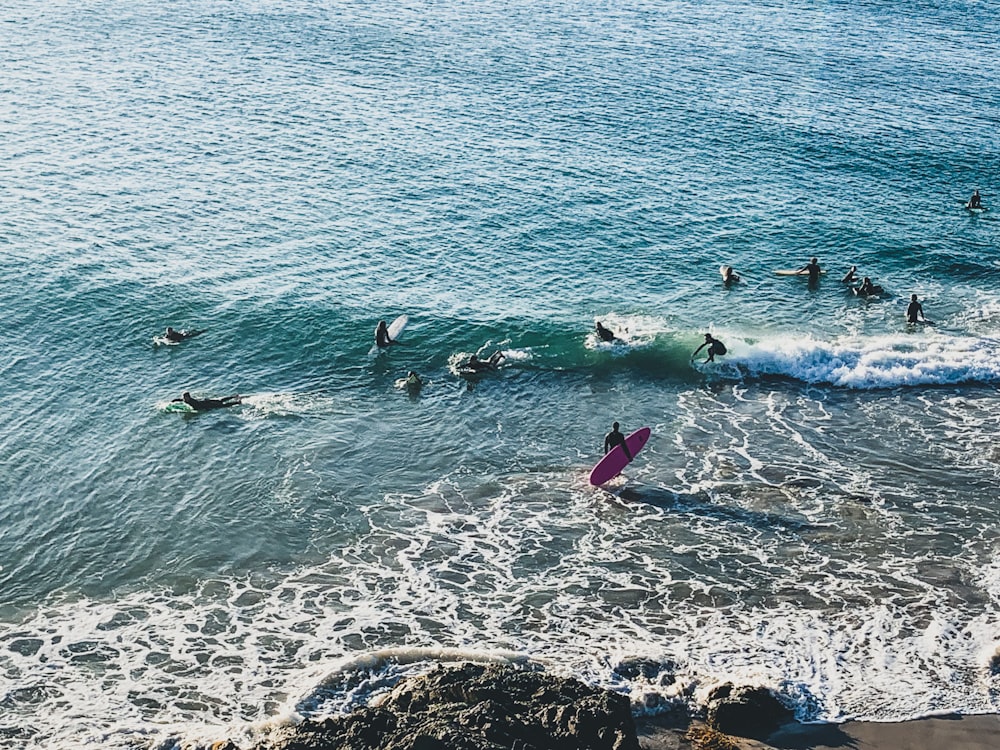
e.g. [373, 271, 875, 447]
[2, 0, 1000, 747]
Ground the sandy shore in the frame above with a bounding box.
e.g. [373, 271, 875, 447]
[636, 713, 1000, 750]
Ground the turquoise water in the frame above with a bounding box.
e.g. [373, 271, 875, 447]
[2, 0, 1000, 746]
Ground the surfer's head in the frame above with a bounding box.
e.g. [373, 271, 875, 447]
[704, 333, 713, 341]
[911, 294, 918, 301]
[810, 257, 818, 264]
[612, 421, 619, 430]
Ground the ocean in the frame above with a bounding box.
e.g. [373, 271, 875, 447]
[1, 0, 999, 746]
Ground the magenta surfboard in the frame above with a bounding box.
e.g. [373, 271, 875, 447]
[588, 427, 651, 485]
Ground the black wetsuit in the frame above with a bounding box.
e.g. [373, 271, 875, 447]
[604, 430, 632, 460]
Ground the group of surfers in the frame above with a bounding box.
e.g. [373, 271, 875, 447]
[596, 246, 940, 369]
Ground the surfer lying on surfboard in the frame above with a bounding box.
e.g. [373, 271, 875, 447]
[164, 327, 205, 343]
[466, 350, 505, 372]
[595, 321, 623, 343]
[171, 392, 242, 411]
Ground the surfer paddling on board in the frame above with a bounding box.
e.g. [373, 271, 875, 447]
[722, 266, 740, 284]
[595, 321, 620, 343]
[798, 257, 822, 284]
[466, 350, 505, 372]
[692, 333, 727, 363]
[855, 277, 884, 297]
[172, 392, 242, 411]
[604, 422, 632, 461]
[906, 294, 928, 324]
[374, 320, 399, 348]
[968, 190, 983, 209]
[164, 327, 204, 343]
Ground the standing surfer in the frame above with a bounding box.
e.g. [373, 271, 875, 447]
[692, 333, 727, 363]
[968, 190, 983, 209]
[906, 294, 928, 324]
[798, 257, 822, 284]
[603, 422, 632, 461]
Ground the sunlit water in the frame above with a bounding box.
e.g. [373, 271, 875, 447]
[2, 1, 999, 747]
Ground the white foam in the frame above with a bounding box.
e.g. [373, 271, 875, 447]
[709, 332, 1000, 388]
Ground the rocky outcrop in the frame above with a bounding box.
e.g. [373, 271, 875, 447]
[704, 683, 793, 741]
[266, 662, 639, 750]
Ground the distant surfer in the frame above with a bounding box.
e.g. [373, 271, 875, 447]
[405, 371, 423, 390]
[466, 351, 505, 372]
[968, 189, 983, 209]
[722, 266, 740, 284]
[604, 422, 632, 461]
[164, 327, 204, 343]
[172, 392, 242, 411]
[798, 257, 822, 284]
[595, 321, 620, 343]
[841, 266, 858, 283]
[692, 333, 727, 363]
[375, 320, 398, 348]
[906, 294, 927, 324]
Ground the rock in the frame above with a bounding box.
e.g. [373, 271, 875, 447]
[705, 683, 793, 741]
[267, 663, 640, 750]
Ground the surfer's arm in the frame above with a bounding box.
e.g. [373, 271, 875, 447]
[691, 343, 707, 357]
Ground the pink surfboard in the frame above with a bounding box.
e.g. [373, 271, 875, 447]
[588, 427, 651, 485]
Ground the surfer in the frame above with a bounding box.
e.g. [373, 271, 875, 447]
[603, 422, 632, 461]
[692, 333, 727, 363]
[595, 321, 619, 343]
[374, 320, 398, 348]
[798, 257, 822, 284]
[722, 266, 740, 284]
[405, 371, 423, 390]
[164, 327, 204, 343]
[968, 189, 983, 209]
[855, 277, 883, 297]
[466, 351, 505, 372]
[841, 266, 858, 283]
[172, 392, 242, 411]
[906, 294, 927, 324]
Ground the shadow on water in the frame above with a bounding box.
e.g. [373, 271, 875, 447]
[611, 485, 814, 533]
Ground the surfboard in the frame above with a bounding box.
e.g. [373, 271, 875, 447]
[774, 269, 827, 276]
[589, 427, 651, 486]
[370, 314, 408, 354]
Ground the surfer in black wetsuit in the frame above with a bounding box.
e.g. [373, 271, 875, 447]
[906, 294, 927, 323]
[799, 257, 821, 284]
[595, 321, 618, 343]
[173, 392, 242, 411]
[164, 327, 204, 343]
[604, 422, 632, 461]
[968, 190, 983, 209]
[856, 277, 883, 297]
[375, 320, 397, 348]
[466, 351, 505, 372]
[692, 333, 726, 363]
[722, 266, 740, 284]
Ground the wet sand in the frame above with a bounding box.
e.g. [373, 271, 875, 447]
[636, 713, 1000, 750]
